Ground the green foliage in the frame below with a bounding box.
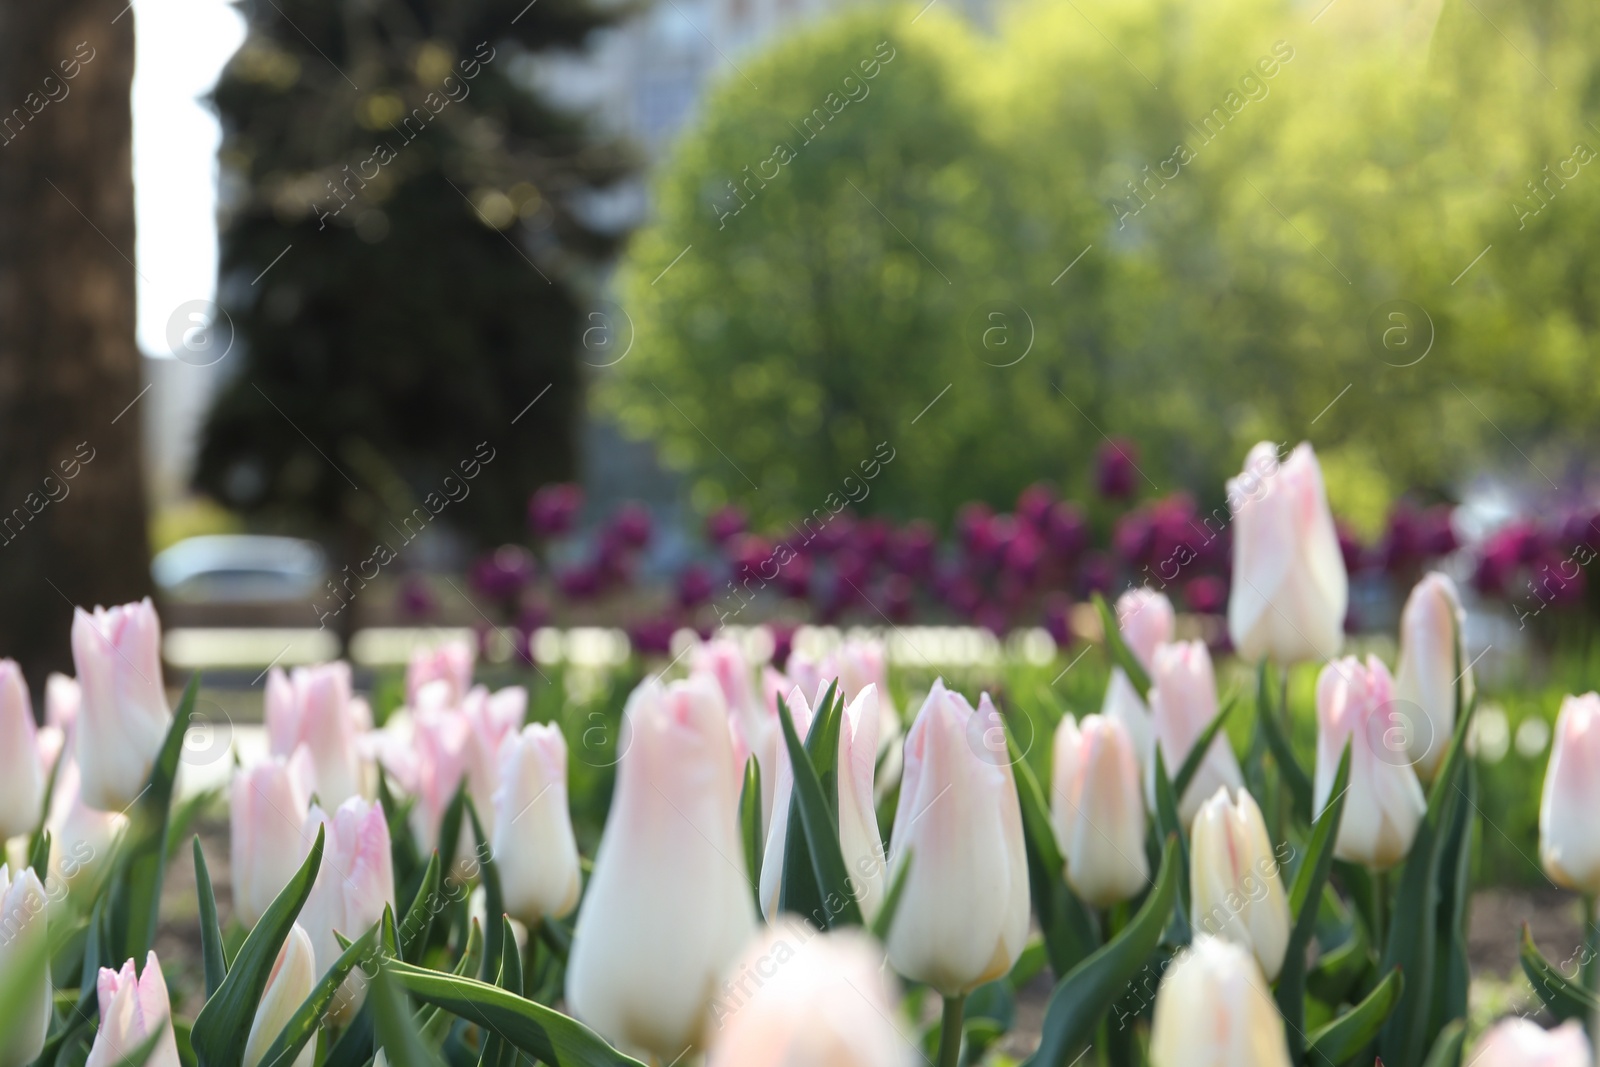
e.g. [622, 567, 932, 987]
[610, 0, 1600, 521]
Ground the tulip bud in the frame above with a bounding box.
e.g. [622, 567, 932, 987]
[567, 676, 757, 1058]
[884, 682, 1029, 997]
[408, 704, 470, 856]
[46, 672, 80, 733]
[1394, 572, 1471, 780]
[299, 797, 394, 1016]
[1226, 442, 1347, 665]
[0, 661, 42, 840]
[85, 952, 181, 1067]
[0, 865, 50, 1067]
[825, 640, 903, 796]
[1101, 668, 1154, 783]
[1313, 656, 1426, 870]
[1540, 693, 1600, 894]
[406, 640, 475, 707]
[694, 639, 778, 822]
[231, 749, 315, 929]
[1468, 1018, 1591, 1067]
[45, 756, 127, 892]
[1148, 642, 1243, 824]
[1115, 588, 1174, 674]
[760, 685, 886, 922]
[492, 723, 581, 926]
[72, 598, 172, 811]
[1148, 936, 1290, 1067]
[459, 684, 527, 841]
[243, 924, 317, 1067]
[706, 920, 912, 1067]
[266, 663, 365, 807]
[1050, 714, 1148, 907]
[1189, 787, 1291, 980]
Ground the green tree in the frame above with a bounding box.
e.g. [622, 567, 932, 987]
[196, 0, 635, 559]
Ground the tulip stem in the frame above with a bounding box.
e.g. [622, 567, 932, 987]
[1584, 895, 1598, 996]
[1372, 870, 1388, 949]
[938, 994, 966, 1067]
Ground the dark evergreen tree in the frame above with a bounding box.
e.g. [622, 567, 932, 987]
[196, 0, 636, 561]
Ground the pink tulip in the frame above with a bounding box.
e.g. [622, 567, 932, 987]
[492, 723, 581, 925]
[231, 749, 315, 928]
[1540, 693, 1600, 894]
[265, 663, 365, 807]
[885, 683, 1029, 997]
[244, 924, 317, 1067]
[46, 672, 80, 732]
[1101, 667, 1154, 779]
[405, 640, 474, 707]
[72, 598, 172, 811]
[1469, 1018, 1591, 1067]
[694, 639, 777, 820]
[705, 920, 912, 1067]
[1115, 588, 1174, 674]
[0, 865, 50, 1067]
[567, 676, 756, 1058]
[1148, 641, 1242, 823]
[458, 684, 527, 836]
[1394, 572, 1471, 780]
[760, 685, 885, 922]
[1227, 442, 1347, 665]
[299, 797, 394, 1011]
[1313, 656, 1425, 870]
[1051, 714, 1149, 907]
[44, 756, 126, 890]
[85, 952, 180, 1067]
[408, 707, 470, 857]
[0, 660, 42, 840]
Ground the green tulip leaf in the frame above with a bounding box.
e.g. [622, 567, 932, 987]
[1255, 662, 1313, 823]
[386, 955, 650, 1067]
[774, 689, 865, 929]
[1091, 593, 1151, 700]
[1005, 707, 1097, 978]
[377, 762, 424, 891]
[27, 829, 50, 880]
[1306, 966, 1404, 1065]
[192, 836, 228, 998]
[417, 918, 485, 1045]
[1421, 1019, 1467, 1067]
[1024, 835, 1180, 1067]
[1172, 692, 1239, 802]
[1275, 742, 1350, 1061]
[1151, 748, 1192, 941]
[738, 755, 763, 915]
[107, 673, 199, 963]
[191, 823, 324, 1067]
[1519, 924, 1600, 1023]
[399, 851, 443, 964]
[371, 959, 448, 1067]
[464, 797, 505, 982]
[257, 922, 381, 1067]
[1377, 611, 1479, 1066]
[1306, 921, 1372, 1005]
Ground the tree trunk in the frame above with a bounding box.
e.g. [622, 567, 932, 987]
[0, 0, 150, 694]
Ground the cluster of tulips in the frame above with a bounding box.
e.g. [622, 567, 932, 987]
[3, 440, 1600, 1067]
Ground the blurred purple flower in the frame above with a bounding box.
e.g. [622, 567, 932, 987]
[1113, 511, 1154, 566]
[881, 574, 915, 622]
[1422, 505, 1459, 555]
[777, 551, 812, 600]
[1337, 522, 1367, 574]
[811, 511, 855, 556]
[398, 575, 437, 620]
[1002, 526, 1043, 580]
[1184, 575, 1226, 615]
[557, 565, 601, 600]
[1078, 552, 1114, 596]
[528, 483, 583, 537]
[1096, 439, 1139, 499]
[854, 518, 892, 563]
[767, 621, 797, 670]
[957, 502, 997, 560]
[1046, 502, 1089, 560]
[608, 502, 653, 549]
[1043, 594, 1074, 649]
[1017, 482, 1055, 530]
[677, 563, 715, 608]
[470, 545, 537, 601]
[975, 603, 1009, 636]
[889, 520, 937, 577]
[629, 615, 678, 656]
[706, 505, 747, 546]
